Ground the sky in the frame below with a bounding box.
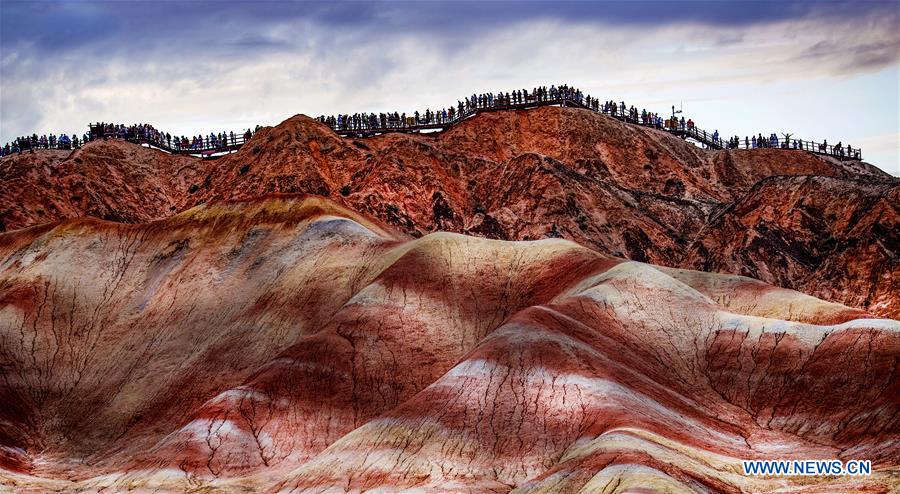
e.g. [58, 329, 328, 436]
[1, 0, 898, 174]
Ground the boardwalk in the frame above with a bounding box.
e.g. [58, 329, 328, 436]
[86, 128, 250, 158]
[323, 94, 860, 160]
[3, 89, 862, 161]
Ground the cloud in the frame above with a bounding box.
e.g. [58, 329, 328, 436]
[1, 1, 897, 171]
[227, 35, 295, 51]
[799, 35, 900, 72]
[848, 132, 900, 175]
[4, 1, 898, 63]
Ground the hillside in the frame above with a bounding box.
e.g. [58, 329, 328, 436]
[0, 140, 207, 228]
[1, 107, 895, 317]
[0, 195, 896, 493]
[687, 175, 898, 318]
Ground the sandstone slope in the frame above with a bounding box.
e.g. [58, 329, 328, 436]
[0, 195, 897, 493]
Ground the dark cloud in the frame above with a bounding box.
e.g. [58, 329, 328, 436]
[2, 1, 896, 87]
[1, 2, 118, 52]
[714, 33, 746, 47]
[3, 1, 898, 62]
[795, 37, 900, 74]
[227, 35, 296, 52]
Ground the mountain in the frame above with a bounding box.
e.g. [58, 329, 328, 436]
[0, 140, 207, 229]
[1, 106, 895, 317]
[686, 175, 898, 318]
[0, 196, 896, 493]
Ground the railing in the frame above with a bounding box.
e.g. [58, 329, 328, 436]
[667, 126, 861, 159]
[86, 127, 251, 157]
[322, 95, 861, 161]
[3, 140, 82, 151]
[2, 90, 862, 161]
[720, 136, 861, 159]
[324, 93, 588, 134]
[137, 134, 249, 156]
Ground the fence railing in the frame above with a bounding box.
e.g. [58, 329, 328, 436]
[323, 94, 587, 134]
[717, 136, 861, 159]
[322, 95, 861, 161]
[2, 93, 862, 161]
[86, 127, 251, 156]
[5, 140, 82, 151]
[663, 126, 861, 159]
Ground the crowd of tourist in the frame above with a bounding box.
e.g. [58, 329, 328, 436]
[817, 139, 859, 159]
[659, 118, 860, 158]
[317, 84, 671, 132]
[2, 84, 860, 160]
[318, 84, 578, 130]
[87, 122, 256, 152]
[1, 123, 259, 157]
[2, 133, 86, 155]
[709, 133, 858, 158]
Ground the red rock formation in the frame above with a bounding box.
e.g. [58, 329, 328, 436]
[686, 175, 899, 318]
[0, 140, 207, 229]
[0, 195, 897, 493]
[1, 107, 894, 317]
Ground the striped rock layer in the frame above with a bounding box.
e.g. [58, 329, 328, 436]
[0, 196, 897, 493]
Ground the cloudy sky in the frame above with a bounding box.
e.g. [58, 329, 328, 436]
[2, 0, 898, 173]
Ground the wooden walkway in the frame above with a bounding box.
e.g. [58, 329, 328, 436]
[328, 97, 589, 137]
[53, 94, 860, 161]
[85, 134, 250, 159]
[324, 96, 861, 160]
